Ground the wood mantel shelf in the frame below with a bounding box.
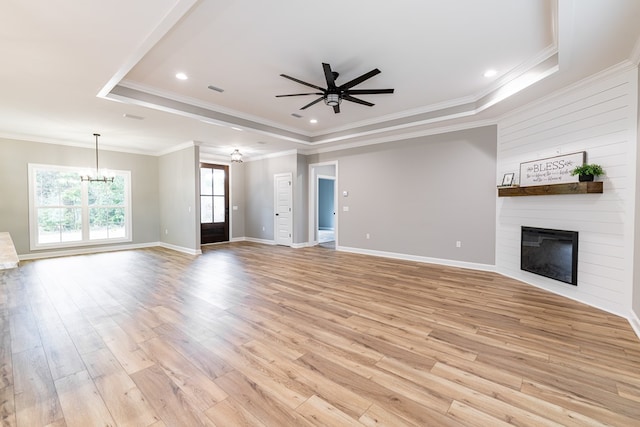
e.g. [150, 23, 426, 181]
[498, 181, 603, 197]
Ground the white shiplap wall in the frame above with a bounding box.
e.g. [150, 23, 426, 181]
[496, 66, 638, 317]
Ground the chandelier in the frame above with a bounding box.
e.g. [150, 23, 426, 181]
[81, 133, 114, 182]
[231, 149, 243, 163]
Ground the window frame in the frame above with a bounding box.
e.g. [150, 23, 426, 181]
[28, 163, 132, 250]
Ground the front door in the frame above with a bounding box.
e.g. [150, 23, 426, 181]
[274, 173, 292, 246]
[200, 163, 229, 244]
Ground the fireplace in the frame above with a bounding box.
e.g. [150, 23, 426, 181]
[521, 226, 578, 285]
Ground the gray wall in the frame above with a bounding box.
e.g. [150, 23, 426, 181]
[243, 153, 297, 241]
[230, 162, 245, 239]
[158, 145, 200, 251]
[308, 126, 497, 265]
[0, 137, 160, 255]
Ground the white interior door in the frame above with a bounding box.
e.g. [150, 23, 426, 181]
[274, 173, 292, 246]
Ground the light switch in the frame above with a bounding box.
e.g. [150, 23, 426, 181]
[343, 206, 349, 212]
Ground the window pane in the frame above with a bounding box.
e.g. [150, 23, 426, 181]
[89, 207, 107, 240]
[90, 207, 126, 240]
[201, 168, 213, 195]
[213, 195, 225, 223]
[88, 181, 106, 205]
[89, 177, 125, 206]
[36, 169, 81, 206]
[37, 208, 61, 243]
[38, 207, 81, 244]
[108, 208, 126, 238]
[201, 196, 213, 223]
[61, 208, 82, 242]
[213, 169, 225, 196]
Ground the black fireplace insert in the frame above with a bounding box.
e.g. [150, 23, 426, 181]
[521, 226, 578, 285]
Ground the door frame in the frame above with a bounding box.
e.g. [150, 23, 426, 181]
[274, 172, 293, 246]
[199, 162, 230, 245]
[308, 161, 338, 247]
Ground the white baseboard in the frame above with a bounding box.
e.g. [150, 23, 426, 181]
[337, 245, 496, 272]
[19, 242, 161, 261]
[158, 242, 202, 255]
[244, 237, 276, 245]
[291, 242, 314, 248]
[630, 310, 640, 341]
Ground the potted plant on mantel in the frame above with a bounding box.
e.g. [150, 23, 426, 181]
[570, 163, 605, 182]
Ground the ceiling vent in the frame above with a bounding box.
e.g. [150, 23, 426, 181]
[207, 85, 224, 93]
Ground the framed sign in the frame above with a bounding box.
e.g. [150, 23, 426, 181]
[519, 152, 585, 186]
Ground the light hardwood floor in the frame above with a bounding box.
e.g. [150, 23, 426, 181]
[1, 242, 640, 426]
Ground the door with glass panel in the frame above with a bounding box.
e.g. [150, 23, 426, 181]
[200, 163, 229, 244]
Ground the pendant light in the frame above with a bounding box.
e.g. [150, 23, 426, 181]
[230, 149, 243, 163]
[81, 133, 114, 182]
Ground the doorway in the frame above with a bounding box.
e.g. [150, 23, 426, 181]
[200, 163, 229, 244]
[308, 161, 338, 248]
[318, 176, 335, 247]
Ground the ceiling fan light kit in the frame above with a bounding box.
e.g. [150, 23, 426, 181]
[325, 93, 341, 107]
[276, 63, 394, 114]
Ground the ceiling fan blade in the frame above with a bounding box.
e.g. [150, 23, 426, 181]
[339, 68, 381, 90]
[343, 94, 374, 107]
[280, 74, 325, 91]
[322, 63, 337, 89]
[333, 104, 340, 114]
[276, 92, 323, 97]
[300, 97, 324, 110]
[346, 88, 394, 95]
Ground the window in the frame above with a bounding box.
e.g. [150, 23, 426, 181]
[28, 164, 131, 249]
[200, 166, 226, 224]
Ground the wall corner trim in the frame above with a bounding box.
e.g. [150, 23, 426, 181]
[630, 310, 640, 341]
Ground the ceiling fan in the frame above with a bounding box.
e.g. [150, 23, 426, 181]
[276, 63, 394, 114]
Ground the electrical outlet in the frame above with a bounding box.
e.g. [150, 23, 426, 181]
[262, 226, 266, 231]
[366, 233, 370, 239]
[456, 241, 462, 248]
[165, 229, 168, 235]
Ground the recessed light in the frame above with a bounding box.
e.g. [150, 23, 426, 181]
[310, 119, 318, 124]
[175, 72, 188, 80]
[231, 127, 243, 131]
[484, 69, 497, 78]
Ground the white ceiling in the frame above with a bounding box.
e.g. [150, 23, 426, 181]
[1, 0, 639, 160]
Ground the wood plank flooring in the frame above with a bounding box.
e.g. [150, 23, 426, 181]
[1, 242, 640, 426]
